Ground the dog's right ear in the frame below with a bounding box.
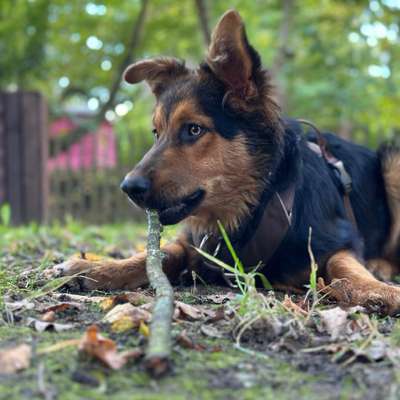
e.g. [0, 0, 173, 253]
[123, 58, 189, 97]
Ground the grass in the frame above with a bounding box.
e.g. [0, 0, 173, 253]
[1, 220, 400, 399]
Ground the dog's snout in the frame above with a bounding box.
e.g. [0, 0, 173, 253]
[120, 176, 151, 201]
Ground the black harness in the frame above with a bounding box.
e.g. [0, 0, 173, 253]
[193, 120, 356, 286]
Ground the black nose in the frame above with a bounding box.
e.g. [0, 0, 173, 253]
[120, 176, 151, 201]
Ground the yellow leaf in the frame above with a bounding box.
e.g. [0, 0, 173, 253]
[99, 298, 115, 311]
[139, 321, 149, 337]
[111, 316, 135, 333]
[72, 252, 105, 261]
[135, 243, 146, 253]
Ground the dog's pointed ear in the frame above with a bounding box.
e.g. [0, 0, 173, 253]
[123, 58, 189, 96]
[206, 10, 259, 99]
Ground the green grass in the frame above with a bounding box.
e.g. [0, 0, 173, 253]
[0, 220, 399, 399]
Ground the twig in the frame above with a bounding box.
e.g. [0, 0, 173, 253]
[144, 209, 174, 378]
[194, 0, 211, 46]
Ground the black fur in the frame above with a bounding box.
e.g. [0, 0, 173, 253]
[188, 112, 393, 286]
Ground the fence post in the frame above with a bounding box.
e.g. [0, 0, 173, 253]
[0, 91, 48, 225]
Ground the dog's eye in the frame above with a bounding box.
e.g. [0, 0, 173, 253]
[152, 128, 159, 140]
[188, 124, 204, 137]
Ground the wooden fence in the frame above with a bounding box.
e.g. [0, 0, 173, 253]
[0, 91, 48, 225]
[0, 91, 143, 225]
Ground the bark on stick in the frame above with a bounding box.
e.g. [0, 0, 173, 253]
[144, 209, 174, 377]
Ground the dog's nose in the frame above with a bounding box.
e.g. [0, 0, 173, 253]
[120, 176, 151, 201]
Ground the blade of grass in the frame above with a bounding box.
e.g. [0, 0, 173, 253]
[217, 220, 245, 274]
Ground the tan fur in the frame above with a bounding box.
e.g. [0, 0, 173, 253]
[207, 10, 254, 97]
[324, 250, 400, 315]
[366, 258, 398, 281]
[44, 237, 192, 291]
[382, 151, 400, 260]
[124, 58, 189, 96]
[167, 101, 214, 135]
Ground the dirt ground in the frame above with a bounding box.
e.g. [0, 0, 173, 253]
[1, 222, 400, 400]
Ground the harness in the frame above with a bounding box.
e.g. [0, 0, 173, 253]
[195, 120, 357, 286]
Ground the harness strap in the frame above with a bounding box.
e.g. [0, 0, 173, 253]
[198, 184, 295, 287]
[297, 119, 358, 228]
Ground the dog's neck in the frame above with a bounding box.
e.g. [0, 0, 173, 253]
[187, 119, 300, 239]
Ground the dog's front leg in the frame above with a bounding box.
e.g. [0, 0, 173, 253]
[324, 250, 400, 315]
[43, 238, 193, 291]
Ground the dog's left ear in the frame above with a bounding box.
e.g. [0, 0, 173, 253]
[206, 10, 260, 100]
[123, 57, 189, 97]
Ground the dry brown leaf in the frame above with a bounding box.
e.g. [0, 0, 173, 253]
[205, 293, 236, 304]
[42, 302, 82, 314]
[27, 318, 75, 333]
[41, 311, 56, 322]
[205, 306, 226, 323]
[102, 303, 151, 326]
[200, 324, 224, 338]
[318, 307, 349, 340]
[282, 295, 308, 317]
[175, 301, 203, 320]
[176, 330, 205, 351]
[79, 325, 141, 369]
[0, 344, 31, 374]
[4, 298, 35, 312]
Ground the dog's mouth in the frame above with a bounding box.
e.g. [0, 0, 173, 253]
[157, 189, 205, 225]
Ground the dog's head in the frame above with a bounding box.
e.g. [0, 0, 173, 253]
[121, 10, 283, 231]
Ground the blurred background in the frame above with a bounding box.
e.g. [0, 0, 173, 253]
[0, 0, 399, 226]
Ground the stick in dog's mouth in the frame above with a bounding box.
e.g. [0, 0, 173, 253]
[158, 189, 205, 225]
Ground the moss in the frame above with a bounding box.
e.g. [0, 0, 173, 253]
[0, 222, 398, 399]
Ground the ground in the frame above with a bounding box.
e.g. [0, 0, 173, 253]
[1, 221, 400, 400]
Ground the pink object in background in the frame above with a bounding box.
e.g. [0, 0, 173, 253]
[48, 117, 117, 171]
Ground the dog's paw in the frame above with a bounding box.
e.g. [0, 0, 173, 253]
[327, 278, 400, 316]
[42, 258, 98, 291]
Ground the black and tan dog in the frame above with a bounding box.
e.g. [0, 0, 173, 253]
[46, 10, 400, 315]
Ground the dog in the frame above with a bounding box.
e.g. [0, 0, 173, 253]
[46, 10, 400, 315]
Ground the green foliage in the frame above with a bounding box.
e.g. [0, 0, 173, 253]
[0, 203, 11, 227]
[0, 0, 399, 163]
[195, 220, 273, 297]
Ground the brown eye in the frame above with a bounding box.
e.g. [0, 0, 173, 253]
[189, 124, 203, 136]
[152, 128, 159, 140]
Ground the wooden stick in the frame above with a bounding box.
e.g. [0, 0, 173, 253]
[144, 209, 174, 377]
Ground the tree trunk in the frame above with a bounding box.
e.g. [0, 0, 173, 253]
[194, 0, 211, 47]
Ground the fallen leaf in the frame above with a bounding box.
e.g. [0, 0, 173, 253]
[200, 324, 224, 338]
[4, 299, 35, 312]
[364, 339, 388, 361]
[0, 344, 31, 374]
[79, 325, 141, 369]
[175, 301, 203, 320]
[318, 307, 349, 340]
[50, 293, 107, 304]
[38, 339, 81, 355]
[176, 330, 205, 351]
[102, 303, 151, 326]
[41, 311, 56, 322]
[42, 302, 82, 313]
[27, 318, 75, 333]
[139, 321, 149, 337]
[99, 292, 152, 311]
[111, 317, 135, 333]
[282, 295, 308, 317]
[100, 297, 117, 312]
[205, 293, 236, 304]
[205, 306, 226, 323]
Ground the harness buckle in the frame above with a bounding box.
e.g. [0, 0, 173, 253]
[333, 160, 352, 194]
[199, 233, 237, 288]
